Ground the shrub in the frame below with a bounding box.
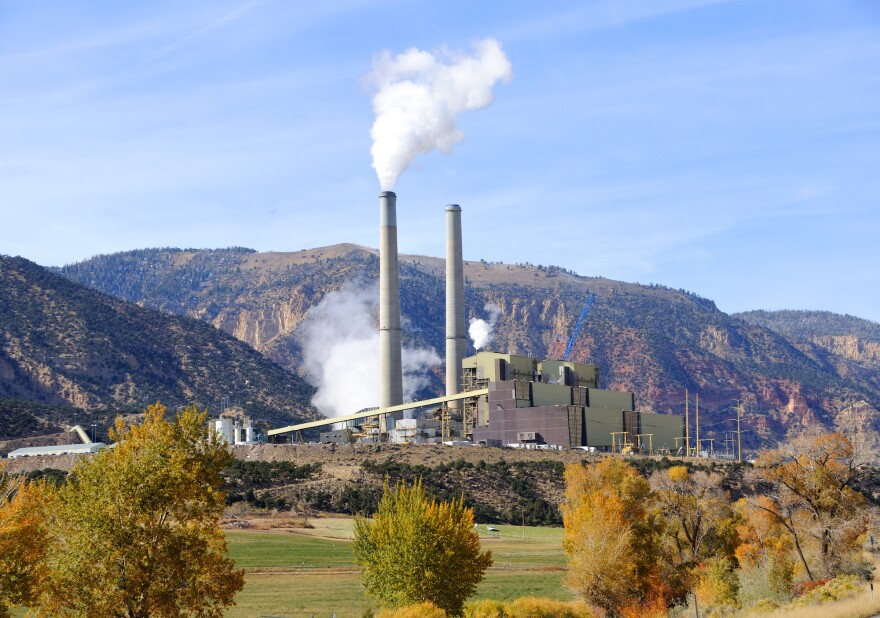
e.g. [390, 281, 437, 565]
[791, 575, 863, 606]
[697, 556, 740, 609]
[747, 597, 781, 613]
[465, 599, 507, 618]
[768, 555, 794, 596]
[507, 596, 596, 617]
[377, 601, 448, 617]
[465, 597, 596, 618]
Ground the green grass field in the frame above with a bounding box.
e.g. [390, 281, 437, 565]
[225, 571, 574, 617]
[223, 518, 574, 616]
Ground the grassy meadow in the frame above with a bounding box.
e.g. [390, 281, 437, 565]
[224, 518, 574, 617]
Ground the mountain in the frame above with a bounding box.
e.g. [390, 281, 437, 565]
[735, 310, 880, 419]
[56, 246, 880, 452]
[735, 310, 880, 370]
[0, 255, 317, 444]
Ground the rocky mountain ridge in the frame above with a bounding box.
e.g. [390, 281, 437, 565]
[55, 246, 880, 452]
[0, 255, 318, 448]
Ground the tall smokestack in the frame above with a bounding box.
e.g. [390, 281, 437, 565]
[446, 205, 466, 408]
[379, 191, 403, 408]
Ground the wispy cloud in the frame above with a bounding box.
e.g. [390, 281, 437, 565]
[149, 0, 264, 61]
[499, 0, 737, 42]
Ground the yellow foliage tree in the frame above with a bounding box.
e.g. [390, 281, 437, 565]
[562, 458, 661, 614]
[649, 466, 738, 567]
[695, 556, 740, 610]
[353, 479, 492, 617]
[752, 432, 868, 580]
[34, 404, 244, 618]
[0, 465, 50, 618]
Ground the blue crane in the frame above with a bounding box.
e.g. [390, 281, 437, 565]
[563, 293, 595, 361]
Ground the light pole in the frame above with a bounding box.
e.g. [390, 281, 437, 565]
[91, 423, 97, 443]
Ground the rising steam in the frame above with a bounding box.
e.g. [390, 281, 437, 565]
[299, 284, 441, 418]
[367, 38, 513, 190]
[469, 303, 502, 351]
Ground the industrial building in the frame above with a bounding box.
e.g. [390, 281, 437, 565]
[467, 352, 683, 452]
[210, 416, 258, 445]
[275, 351, 683, 453]
[6, 425, 107, 459]
[268, 194, 685, 454]
[7, 442, 107, 459]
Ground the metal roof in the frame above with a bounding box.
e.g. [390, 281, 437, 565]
[7, 442, 107, 459]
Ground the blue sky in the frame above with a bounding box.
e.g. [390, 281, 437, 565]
[1, 0, 878, 321]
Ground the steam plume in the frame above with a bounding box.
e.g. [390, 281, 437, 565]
[367, 38, 512, 190]
[469, 303, 501, 351]
[299, 284, 441, 418]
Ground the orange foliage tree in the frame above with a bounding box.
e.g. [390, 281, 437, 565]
[0, 465, 50, 618]
[562, 458, 664, 615]
[734, 496, 795, 594]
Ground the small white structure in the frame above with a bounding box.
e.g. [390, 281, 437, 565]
[6, 424, 108, 459]
[389, 418, 441, 444]
[8, 442, 107, 459]
[210, 416, 258, 445]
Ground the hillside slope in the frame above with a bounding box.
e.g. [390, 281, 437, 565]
[0, 255, 317, 442]
[57, 246, 880, 450]
[736, 310, 880, 370]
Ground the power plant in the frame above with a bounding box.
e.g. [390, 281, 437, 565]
[267, 195, 686, 454]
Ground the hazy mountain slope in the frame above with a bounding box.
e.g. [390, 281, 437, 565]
[0, 255, 317, 440]
[58, 246, 880, 451]
[736, 310, 880, 370]
[735, 310, 880, 421]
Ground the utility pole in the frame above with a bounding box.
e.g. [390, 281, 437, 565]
[737, 400, 743, 463]
[685, 389, 690, 457]
[695, 393, 701, 458]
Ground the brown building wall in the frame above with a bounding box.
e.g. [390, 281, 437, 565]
[473, 380, 573, 446]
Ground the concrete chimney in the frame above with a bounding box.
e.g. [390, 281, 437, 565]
[446, 204, 466, 408]
[379, 191, 403, 408]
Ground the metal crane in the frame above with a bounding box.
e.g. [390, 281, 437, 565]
[563, 293, 595, 361]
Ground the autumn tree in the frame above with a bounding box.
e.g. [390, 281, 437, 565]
[35, 404, 244, 618]
[734, 496, 795, 595]
[751, 432, 869, 581]
[650, 466, 738, 566]
[562, 458, 663, 615]
[353, 479, 492, 617]
[0, 465, 50, 618]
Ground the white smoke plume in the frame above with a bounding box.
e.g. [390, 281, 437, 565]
[367, 38, 513, 190]
[299, 284, 441, 418]
[469, 303, 502, 351]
